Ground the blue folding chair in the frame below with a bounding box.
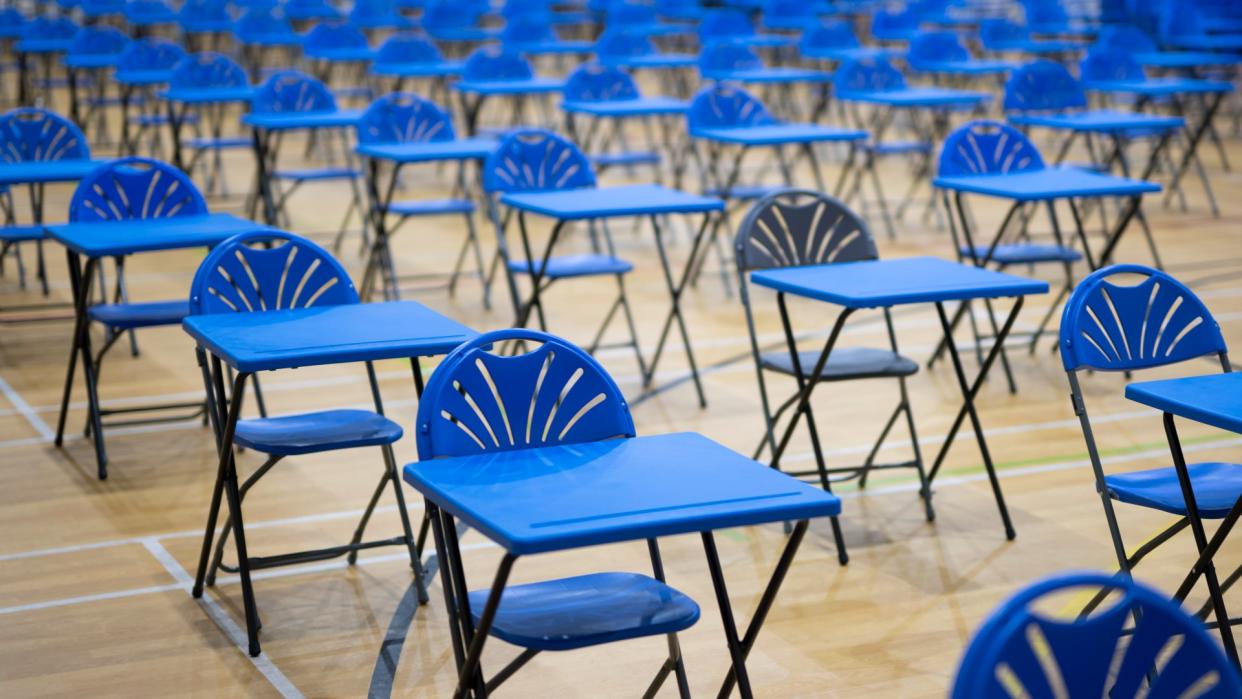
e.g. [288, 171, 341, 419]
[285, 0, 342, 25]
[1061, 263, 1242, 660]
[80, 0, 125, 21]
[233, 7, 302, 76]
[123, 0, 177, 36]
[501, 14, 593, 62]
[347, 0, 412, 33]
[62, 26, 130, 137]
[190, 230, 428, 607]
[1159, 0, 1242, 52]
[302, 21, 375, 101]
[798, 20, 901, 65]
[414, 327, 698, 697]
[697, 41, 831, 121]
[952, 571, 1242, 698]
[0, 108, 90, 294]
[454, 46, 565, 136]
[14, 16, 79, 107]
[978, 18, 1081, 58]
[561, 62, 678, 178]
[177, 0, 233, 52]
[870, 8, 920, 44]
[483, 129, 646, 371]
[422, 0, 499, 55]
[907, 30, 1018, 84]
[114, 38, 187, 158]
[594, 29, 696, 97]
[761, 0, 820, 32]
[698, 9, 794, 53]
[355, 92, 489, 305]
[169, 52, 252, 197]
[369, 32, 463, 105]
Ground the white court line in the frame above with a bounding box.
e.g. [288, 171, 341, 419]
[0, 373, 53, 440]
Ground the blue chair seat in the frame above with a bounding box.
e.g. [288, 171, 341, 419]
[959, 243, 1082, 265]
[387, 198, 475, 217]
[88, 299, 189, 329]
[0, 225, 46, 242]
[508, 254, 633, 278]
[761, 346, 918, 380]
[705, 184, 787, 201]
[234, 409, 403, 456]
[864, 140, 931, 155]
[272, 166, 360, 182]
[592, 151, 660, 168]
[187, 136, 250, 150]
[1105, 462, 1242, 518]
[467, 572, 700, 652]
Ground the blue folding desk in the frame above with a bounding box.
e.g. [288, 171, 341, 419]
[62, 50, 124, 128]
[561, 96, 688, 179]
[403, 430, 841, 699]
[453, 76, 567, 136]
[240, 108, 365, 225]
[46, 212, 271, 472]
[750, 256, 1049, 540]
[1126, 371, 1242, 654]
[1132, 51, 1241, 71]
[355, 138, 500, 300]
[498, 184, 725, 406]
[115, 67, 175, 155]
[159, 85, 257, 170]
[15, 37, 73, 107]
[184, 299, 478, 657]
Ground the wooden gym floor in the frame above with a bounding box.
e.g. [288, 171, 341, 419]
[2, 87, 1242, 697]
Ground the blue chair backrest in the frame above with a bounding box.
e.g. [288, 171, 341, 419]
[235, 7, 292, 40]
[609, 2, 658, 26]
[252, 70, 336, 113]
[189, 231, 358, 315]
[938, 120, 1046, 177]
[0, 7, 23, 30]
[349, 0, 400, 21]
[833, 57, 906, 95]
[422, 0, 482, 30]
[502, 14, 556, 45]
[870, 9, 917, 40]
[356, 92, 455, 144]
[909, 30, 970, 66]
[687, 84, 776, 131]
[735, 189, 877, 271]
[952, 571, 1242, 698]
[170, 52, 248, 89]
[67, 26, 129, 56]
[481, 129, 596, 194]
[304, 21, 368, 51]
[22, 16, 79, 40]
[699, 9, 755, 39]
[1159, 1, 1206, 43]
[125, 0, 173, 21]
[1024, 0, 1068, 27]
[800, 20, 860, 53]
[699, 41, 762, 74]
[68, 156, 208, 222]
[764, 0, 814, 22]
[1004, 59, 1086, 112]
[375, 32, 443, 64]
[1059, 264, 1227, 372]
[178, 0, 229, 24]
[1080, 46, 1146, 82]
[81, 0, 125, 15]
[415, 329, 635, 459]
[1094, 23, 1158, 53]
[563, 63, 640, 102]
[979, 18, 1028, 48]
[462, 45, 532, 81]
[595, 29, 653, 59]
[116, 38, 186, 73]
[0, 108, 90, 162]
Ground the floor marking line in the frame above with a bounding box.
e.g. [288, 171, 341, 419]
[0, 372, 54, 440]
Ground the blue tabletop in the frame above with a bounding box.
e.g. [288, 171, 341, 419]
[63, 53, 122, 69]
[606, 54, 697, 70]
[801, 46, 901, 63]
[305, 47, 376, 63]
[500, 184, 724, 220]
[836, 86, 990, 108]
[454, 77, 566, 95]
[0, 159, 107, 186]
[1133, 51, 1241, 69]
[933, 167, 1161, 201]
[47, 212, 270, 257]
[402, 431, 842, 555]
[750, 256, 1049, 308]
[703, 67, 833, 84]
[691, 123, 867, 145]
[115, 68, 174, 86]
[561, 96, 688, 117]
[1085, 78, 1235, 97]
[370, 60, 464, 78]
[355, 138, 498, 163]
[16, 38, 72, 53]
[242, 108, 364, 131]
[183, 300, 477, 373]
[160, 86, 257, 104]
[1009, 110, 1184, 133]
[1126, 373, 1242, 434]
[913, 59, 1019, 76]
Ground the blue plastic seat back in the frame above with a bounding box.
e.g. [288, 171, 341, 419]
[125, 0, 174, 21]
[235, 8, 293, 41]
[68, 26, 129, 56]
[909, 31, 970, 66]
[0, 108, 90, 163]
[563, 63, 640, 102]
[764, 0, 814, 22]
[980, 18, 1028, 47]
[502, 15, 556, 45]
[1159, 1, 1206, 43]
[422, 1, 483, 30]
[700, 41, 763, 73]
[21, 16, 79, 41]
[117, 38, 186, 73]
[356, 92, 455, 144]
[595, 29, 654, 59]
[687, 84, 777, 131]
[952, 571, 1242, 699]
[938, 120, 1046, 177]
[349, 0, 400, 22]
[178, 0, 229, 25]
[502, 0, 547, 21]
[415, 328, 636, 459]
[870, 9, 917, 40]
[463, 46, 533, 82]
[1003, 59, 1087, 113]
[304, 21, 368, 52]
[482, 129, 596, 195]
[1059, 264, 1228, 372]
[1094, 23, 1158, 53]
[1024, 0, 1069, 28]
[0, 7, 24, 30]
[189, 231, 358, 315]
[833, 57, 906, 95]
[375, 32, 444, 64]
[170, 52, 248, 89]
[68, 156, 208, 222]
[609, 2, 658, 27]
[699, 10, 755, 40]
[252, 70, 336, 114]
[735, 189, 877, 272]
[1080, 47, 1147, 82]
[800, 20, 860, 53]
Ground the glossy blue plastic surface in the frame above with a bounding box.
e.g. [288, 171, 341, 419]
[908, 31, 969, 68]
[938, 120, 1045, 177]
[506, 254, 632, 278]
[686, 84, 776, 130]
[1133, 51, 1241, 69]
[233, 8, 299, 46]
[833, 57, 905, 94]
[692, 124, 867, 146]
[960, 243, 1081, 265]
[243, 109, 362, 131]
[454, 77, 566, 96]
[1008, 110, 1183, 133]
[49, 212, 267, 257]
[371, 32, 452, 69]
[116, 37, 185, 75]
[0, 108, 90, 163]
[251, 70, 336, 115]
[64, 26, 129, 64]
[169, 51, 248, 91]
[355, 138, 497, 164]
[124, 0, 175, 25]
[177, 0, 231, 33]
[750, 256, 1049, 308]
[356, 92, 455, 145]
[67, 156, 206, 225]
[1003, 59, 1086, 112]
[500, 184, 723, 221]
[1104, 460, 1242, 518]
[482, 129, 596, 194]
[183, 300, 477, 372]
[934, 168, 1161, 201]
[563, 63, 639, 102]
[88, 299, 187, 328]
[347, 0, 410, 29]
[1085, 78, 1235, 97]
[17, 16, 77, 51]
[561, 97, 687, 117]
[0, 159, 107, 186]
[1127, 373, 1242, 435]
[189, 231, 358, 315]
[952, 571, 1242, 698]
[1081, 47, 1147, 83]
[303, 22, 369, 60]
[462, 45, 532, 82]
[234, 409, 403, 455]
[1060, 264, 1227, 372]
[836, 86, 989, 108]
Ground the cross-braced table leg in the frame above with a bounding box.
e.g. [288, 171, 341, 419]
[642, 211, 713, 407]
[1163, 92, 1225, 217]
[360, 156, 403, 301]
[54, 251, 108, 474]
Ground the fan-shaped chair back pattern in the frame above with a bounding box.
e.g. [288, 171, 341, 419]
[1059, 264, 1228, 372]
[735, 189, 877, 272]
[462, 45, 533, 82]
[356, 93, 455, 144]
[189, 231, 358, 315]
[22, 16, 79, 40]
[0, 108, 90, 163]
[595, 30, 652, 60]
[699, 9, 754, 40]
[375, 32, 443, 64]
[235, 8, 293, 41]
[501, 15, 555, 44]
[700, 41, 762, 74]
[909, 31, 969, 67]
[871, 9, 917, 41]
[687, 84, 775, 131]
[304, 21, 368, 51]
[117, 37, 185, 73]
[482, 129, 596, 194]
[1004, 59, 1087, 112]
[800, 21, 860, 53]
[833, 57, 906, 95]
[938, 120, 1046, 177]
[415, 329, 635, 459]
[1080, 47, 1146, 82]
[952, 572, 1242, 699]
[563, 63, 640, 102]
[68, 26, 129, 56]
[171, 51, 248, 89]
[252, 70, 336, 113]
[68, 156, 208, 222]
[1094, 24, 1158, 53]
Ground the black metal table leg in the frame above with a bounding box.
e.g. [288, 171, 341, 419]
[642, 211, 712, 407]
[54, 250, 109, 475]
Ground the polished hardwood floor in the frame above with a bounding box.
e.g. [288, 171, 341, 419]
[2, 72, 1242, 697]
